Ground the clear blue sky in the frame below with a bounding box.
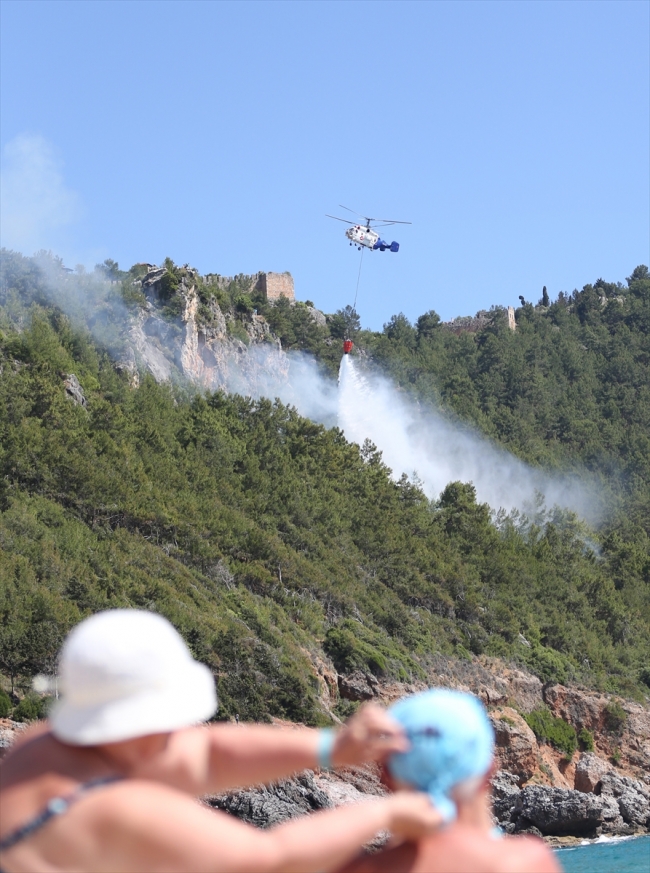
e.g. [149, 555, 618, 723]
[1, 0, 648, 329]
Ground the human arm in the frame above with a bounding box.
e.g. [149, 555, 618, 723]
[101, 783, 442, 873]
[143, 702, 409, 795]
[264, 791, 440, 873]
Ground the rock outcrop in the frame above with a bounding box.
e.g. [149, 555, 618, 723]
[543, 684, 650, 776]
[511, 785, 623, 836]
[598, 773, 650, 828]
[62, 374, 87, 407]
[206, 771, 331, 828]
[574, 752, 612, 793]
[120, 267, 290, 397]
[490, 708, 538, 784]
[338, 671, 380, 702]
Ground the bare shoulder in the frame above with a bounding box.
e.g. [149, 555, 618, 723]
[89, 777, 213, 824]
[502, 835, 561, 873]
[95, 780, 265, 846]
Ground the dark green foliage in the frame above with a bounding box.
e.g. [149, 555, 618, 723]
[333, 699, 360, 720]
[324, 620, 402, 677]
[604, 701, 627, 733]
[95, 259, 126, 283]
[328, 306, 361, 340]
[263, 297, 328, 353]
[0, 249, 649, 724]
[524, 707, 578, 757]
[578, 727, 595, 751]
[13, 694, 52, 722]
[0, 690, 12, 717]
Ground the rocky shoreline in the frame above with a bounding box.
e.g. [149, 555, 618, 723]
[207, 655, 650, 843]
[203, 756, 650, 846]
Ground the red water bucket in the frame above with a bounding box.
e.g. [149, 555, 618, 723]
[343, 340, 354, 354]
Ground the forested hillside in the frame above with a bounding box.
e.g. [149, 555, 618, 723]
[1, 250, 648, 724]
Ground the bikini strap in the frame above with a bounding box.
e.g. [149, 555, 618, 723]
[0, 775, 123, 852]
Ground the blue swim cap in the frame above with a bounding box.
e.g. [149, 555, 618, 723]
[387, 689, 494, 823]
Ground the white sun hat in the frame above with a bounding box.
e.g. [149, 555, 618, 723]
[49, 609, 218, 745]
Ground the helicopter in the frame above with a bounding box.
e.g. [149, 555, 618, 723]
[326, 205, 411, 252]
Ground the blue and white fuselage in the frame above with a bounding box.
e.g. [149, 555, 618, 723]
[345, 224, 399, 252]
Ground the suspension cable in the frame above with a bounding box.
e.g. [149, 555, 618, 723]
[353, 247, 364, 311]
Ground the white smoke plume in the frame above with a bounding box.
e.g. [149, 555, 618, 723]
[0, 134, 82, 257]
[2, 236, 600, 521]
[238, 347, 601, 523]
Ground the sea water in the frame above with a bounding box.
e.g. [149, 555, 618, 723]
[556, 835, 650, 872]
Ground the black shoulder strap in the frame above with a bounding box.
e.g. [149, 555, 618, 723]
[0, 775, 123, 852]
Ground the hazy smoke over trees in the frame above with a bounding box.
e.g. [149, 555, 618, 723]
[239, 346, 600, 521]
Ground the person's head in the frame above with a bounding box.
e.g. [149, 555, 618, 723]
[49, 610, 217, 747]
[386, 689, 494, 824]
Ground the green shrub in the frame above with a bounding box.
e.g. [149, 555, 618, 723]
[578, 727, 595, 751]
[522, 645, 570, 684]
[524, 707, 577, 758]
[604, 701, 627, 733]
[227, 320, 250, 344]
[161, 296, 184, 320]
[324, 624, 387, 676]
[13, 694, 52, 722]
[234, 294, 254, 314]
[0, 690, 12, 718]
[333, 699, 360, 720]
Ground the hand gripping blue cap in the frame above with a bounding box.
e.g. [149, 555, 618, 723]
[387, 689, 494, 824]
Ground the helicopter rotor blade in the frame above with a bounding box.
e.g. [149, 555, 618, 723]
[338, 204, 367, 219]
[340, 205, 412, 225]
[326, 214, 356, 225]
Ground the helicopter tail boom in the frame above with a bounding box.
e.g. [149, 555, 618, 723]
[373, 239, 400, 252]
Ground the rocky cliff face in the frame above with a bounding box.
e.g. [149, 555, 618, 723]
[116, 266, 290, 396]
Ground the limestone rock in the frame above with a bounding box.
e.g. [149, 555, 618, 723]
[338, 672, 379, 702]
[490, 708, 538, 783]
[63, 374, 87, 407]
[490, 770, 521, 823]
[127, 316, 174, 383]
[114, 346, 139, 387]
[206, 771, 331, 828]
[599, 773, 650, 827]
[200, 300, 227, 339]
[543, 684, 608, 734]
[307, 306, 327, 327]
[245, 314, 271, 343]
[575, 752, 612, 793]
[513, 785, 623, 836]
[140, 267, 167, 295]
